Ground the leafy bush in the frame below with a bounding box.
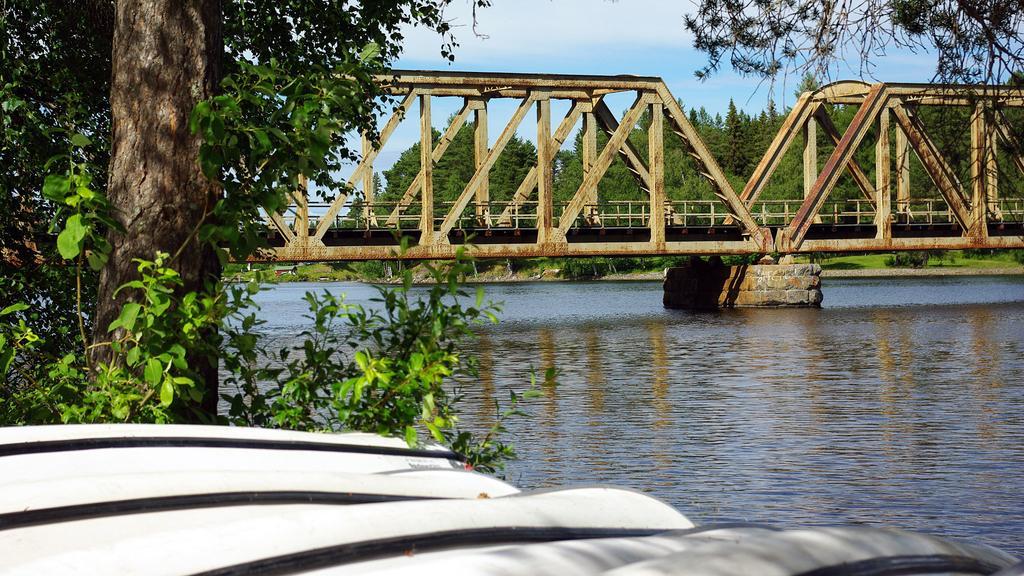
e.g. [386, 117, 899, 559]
[221, 248, 537, 472]
[1, 137, 536, 474]
[884, 252, 931, 268]
[1, 45, 539, 475]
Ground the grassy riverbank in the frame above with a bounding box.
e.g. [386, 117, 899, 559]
[227, 250, 1024, 284]
[806, 251, 1024, 277]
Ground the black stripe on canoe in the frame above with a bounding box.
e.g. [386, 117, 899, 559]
[994, 561, 1024, 576]
[0, 491, 440, 532]
[190, 526, 673, 576]
[0, 436, 463, 461]
[795, 554, 1005, 576]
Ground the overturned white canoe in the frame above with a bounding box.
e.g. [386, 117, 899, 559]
[0, 424, 1017, 575]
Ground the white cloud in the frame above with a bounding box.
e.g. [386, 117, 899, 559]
[399, 0, 693, 67]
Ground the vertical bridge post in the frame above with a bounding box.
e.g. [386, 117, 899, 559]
[875, 107, 891, 240]
[649, 101, 665, 245]
[419, 94, 433, 244]
[472, 98, 489, 226]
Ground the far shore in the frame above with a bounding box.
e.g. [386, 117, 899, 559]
[819, 266, 1024, 278]
[233, 264, 1024, 285]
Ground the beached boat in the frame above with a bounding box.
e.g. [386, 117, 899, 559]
[1, 424, 1019, 575]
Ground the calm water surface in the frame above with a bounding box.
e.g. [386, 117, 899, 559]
[253, 275, 1024, 555]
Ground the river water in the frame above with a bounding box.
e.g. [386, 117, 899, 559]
[252, 275, 1024, 556]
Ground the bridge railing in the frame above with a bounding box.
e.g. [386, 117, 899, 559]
[272, 196, 1024, 238]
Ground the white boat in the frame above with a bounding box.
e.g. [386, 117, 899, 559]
[0, 424, 1019, 575]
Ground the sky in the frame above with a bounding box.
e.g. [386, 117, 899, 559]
[350, 0, 941, 178]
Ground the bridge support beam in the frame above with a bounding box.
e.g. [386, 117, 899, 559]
[895, 125, 911, 220]
[536, 94, 557, 244]
[419, 94, 434, 244]
[473, 99, 489, 225]
[663, 257, 822, 309]
[649, 102, 666, 246]
[875, 108, 892, 240]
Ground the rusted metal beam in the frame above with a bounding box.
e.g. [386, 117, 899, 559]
[254, 232, 1024, 263]
[386, 99, 473, 226]
[810, 80, 1024, 104]
[310, 91, 416, 242]
[742, 92, 816, 206]
[875, 108, 892, 240]
[268, 211, 295, 244]
[895, 124, 911, 215]
[419, 94, 434, 243]
[495, 100, 587, 226]
[657, 85, 771, 251]
[473, 99, 489, 225]
[987, 118, 1001, 221]
[994, 109, 1024, 177]
[379, 69, 664, 91]
[361, 133, 377, 227]
[798, 235, 1024, 253]
[779, 84, 889, 252]
[970, 103, 989, 237]
[649, 102, 666, 245]
[890, 101, 972, 230]
[536, 95, 556, 243]
[256, 239, 775, 262]
[294, 175, 309, 242]
[583, 108, 599, 225]
[436, 96, 537, 241]
[813, 106, 878, 207]
[593, 99, 652, 192]
[558, 93, 652, 235]
[803, 112, 817, 199]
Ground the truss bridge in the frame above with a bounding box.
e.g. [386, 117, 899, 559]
[259, 71, 1024, 262]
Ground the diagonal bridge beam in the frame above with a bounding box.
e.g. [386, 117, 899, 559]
[435, 95, 537, 241]
[263, 91, 419, 244]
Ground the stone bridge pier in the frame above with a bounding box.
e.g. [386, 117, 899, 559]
[663, 256, 823, 309]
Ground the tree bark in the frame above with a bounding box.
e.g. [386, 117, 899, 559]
[95, 0, 223, 417]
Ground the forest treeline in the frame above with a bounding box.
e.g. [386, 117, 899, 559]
[371, 80, 1024, 216]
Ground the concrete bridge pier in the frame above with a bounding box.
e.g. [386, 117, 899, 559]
[663, 256, 823, 310]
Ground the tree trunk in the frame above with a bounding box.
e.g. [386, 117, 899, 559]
[95, 0, 223, 418]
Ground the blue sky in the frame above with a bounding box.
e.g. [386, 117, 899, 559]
[353, 0, 940, 176]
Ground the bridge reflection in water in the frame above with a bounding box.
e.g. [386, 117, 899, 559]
[449, 277, 1024, 555]
[258, 71, 1024, 262]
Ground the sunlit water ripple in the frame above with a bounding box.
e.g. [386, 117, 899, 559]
[249, 275, 1024, 556]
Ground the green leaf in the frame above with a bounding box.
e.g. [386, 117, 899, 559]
[57, 213, 88, 259]
[0, 303, 29, 316]
[86, 250, 108, 271]
[210, 115, 226, 140]
[109, 302, 141, 333]
[359, 42, 381, 63]
[42, 174, 71, 201]
[159, 376, 174, 406]
[0, 348, 14, 377]
[144, 358, 163, 386]
[253, 129, 272, 151]
[404, 425, 417, 447]
[70, 133, 91, 147]
[354, 350, 369, 371]
[189, 100, 211, 133]
[66, 213, 87, 240]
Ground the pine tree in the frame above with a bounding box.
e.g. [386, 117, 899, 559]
[724, 99, 748, 176]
